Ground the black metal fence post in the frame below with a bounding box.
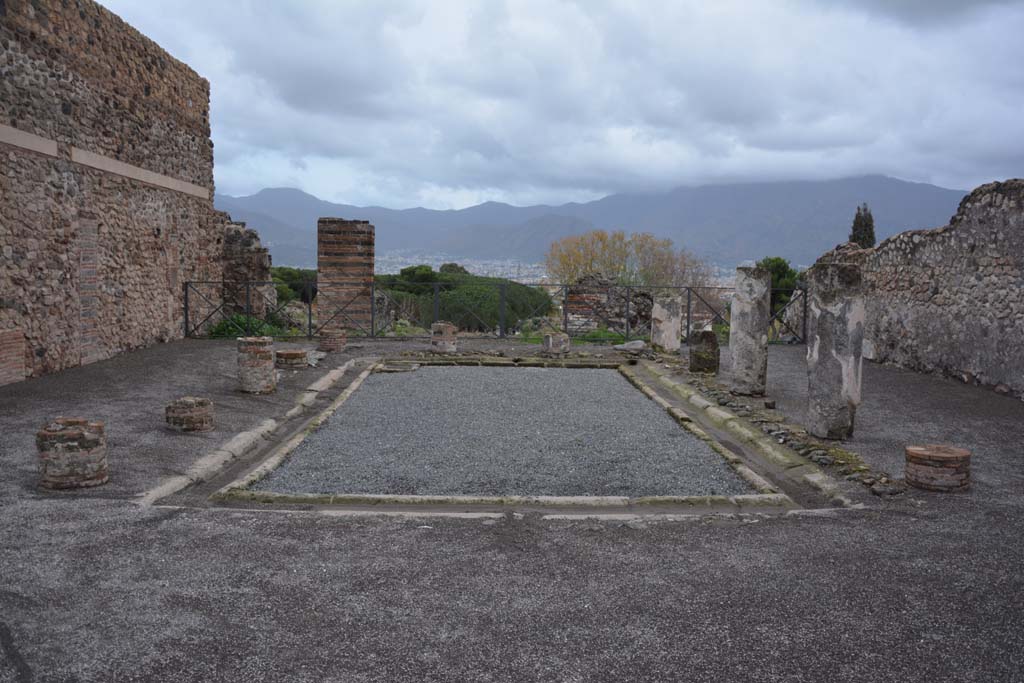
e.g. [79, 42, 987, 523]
[624, 287, 631, 341]
[498, 283, 507, 338]
[562, 285, 569, 333]
[244, 282, 252, 336]
[432, 283, 440, 324]
[305, 281, 313, 339]
[802, 286, 809, 343]
[370, 281, 377, 338]
[685, 288, 692, 341]
[183, 282, 190, 338]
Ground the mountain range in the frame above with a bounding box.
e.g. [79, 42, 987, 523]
[214, 175, 967, 270]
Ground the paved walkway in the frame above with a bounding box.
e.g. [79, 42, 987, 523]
[0, 341, 1022, 682]
[723, 345, 1024, 497]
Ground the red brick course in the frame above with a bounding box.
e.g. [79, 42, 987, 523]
[0, 329, 26, 387]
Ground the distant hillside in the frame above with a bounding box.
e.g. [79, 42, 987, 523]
[214, 175, 967, 268]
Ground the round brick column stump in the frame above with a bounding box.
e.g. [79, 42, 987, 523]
[318, 330, 347, 353]
[905, 445, 971, 492]
[275, 349, 309, 369]
[37, 418, 108, 489]
[237, 336, 277, 394]
[165, 397, 214, 432]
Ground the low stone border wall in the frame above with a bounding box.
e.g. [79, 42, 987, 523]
[210, 356, 801, 515]
[621, 362, 858, 508]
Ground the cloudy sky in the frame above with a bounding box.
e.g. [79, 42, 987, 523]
[105, 0, 1024, 209]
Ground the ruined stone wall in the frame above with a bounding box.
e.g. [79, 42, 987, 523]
[223, 221, 274, 318]
[816, 180, 1023, 396]
[0, 0, 237, 382]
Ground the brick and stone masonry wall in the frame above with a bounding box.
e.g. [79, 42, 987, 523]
[815, 180, 1024, 396]
[223, 221, 274, 318]
[317, 218, 375, 334]
[0, 0, 264, 380]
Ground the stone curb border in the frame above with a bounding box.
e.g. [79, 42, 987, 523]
[211, 363, 376, 501]
[211, 358, 796, 514]
[135, 360, 357, 506]
[214, 488, 795, 512]
[618, 365, 786, 498]
[625, 363, 858, 508]
[387, 357, 625, 369]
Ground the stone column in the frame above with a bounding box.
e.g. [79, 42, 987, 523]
[805, 263, 865, 439]
[37, 418, 108, 489]
[650, 295, 683, 352]
[317, 218, 375, 335]
[237, 336, 277, 394]
[728, 266, 771, 395]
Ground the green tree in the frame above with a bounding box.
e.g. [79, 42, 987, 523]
[439, 262, 469, 275]
[755, 256, 801, 313]
[849, 203, 876, 249]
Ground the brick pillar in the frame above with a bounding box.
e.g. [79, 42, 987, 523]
[317, 218, 375, 335]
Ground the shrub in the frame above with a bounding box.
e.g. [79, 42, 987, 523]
[207, 314, 286, 338]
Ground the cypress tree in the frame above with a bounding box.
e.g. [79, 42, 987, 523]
[849, 203, 876, 249]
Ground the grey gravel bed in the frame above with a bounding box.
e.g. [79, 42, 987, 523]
[254, 366, 752, 497]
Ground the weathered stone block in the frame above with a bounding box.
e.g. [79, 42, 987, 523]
[688, 331, 720, 374]
[237, 337, 277, 393]
[37, 417, 108, 489]
[165, 397, 214, 432]
[729, 266, 771, 395]
[806, 263, 865, 439]
[651, 296, 683, 352]
[905, 445, 971, 492]
[431, 321, 458, 354]
[275, 349, 308, 369]
[543, 333, 570, 355]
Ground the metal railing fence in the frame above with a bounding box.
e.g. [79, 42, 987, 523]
[183, 280, 807, 344]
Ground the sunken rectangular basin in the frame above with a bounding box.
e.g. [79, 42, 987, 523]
[252, 366, 752, 498]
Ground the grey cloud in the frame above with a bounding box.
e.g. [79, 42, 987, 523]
[830, 0, 1024, 25]
[102, 0, 1024, 208]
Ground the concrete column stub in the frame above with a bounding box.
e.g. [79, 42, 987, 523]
[728, 266, 771, 395]
[805, 262, 866, 439]
[650, 295, 683, 353]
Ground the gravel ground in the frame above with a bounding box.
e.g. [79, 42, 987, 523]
[256, 366, 751, 497]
